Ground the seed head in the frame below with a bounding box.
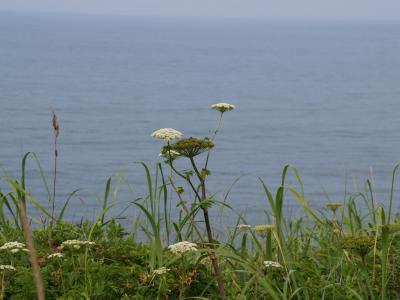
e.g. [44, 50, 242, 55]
[164, 137, 214, 158]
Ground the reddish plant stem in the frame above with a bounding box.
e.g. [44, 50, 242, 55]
[190, 157, 226, 299]
[18, 201, 45, 300]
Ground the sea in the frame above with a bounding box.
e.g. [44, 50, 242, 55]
[1, 11, 400, 225]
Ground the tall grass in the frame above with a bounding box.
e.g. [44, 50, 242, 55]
[1, 105, 400, 299]
[1, 154, 400, 298]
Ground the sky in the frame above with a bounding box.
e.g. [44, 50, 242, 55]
[1, 0, 400, 20]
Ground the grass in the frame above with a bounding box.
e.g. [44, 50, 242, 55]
[1, 104, 400, 299]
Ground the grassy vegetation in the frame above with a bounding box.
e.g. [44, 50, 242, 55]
[1, 104, 400, 299]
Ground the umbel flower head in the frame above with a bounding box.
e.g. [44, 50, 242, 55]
[211, 102, 235, 113]
[168, 241, 197, 255]
[0, 265, 16, 271]
[326, 202, 342, 213]
[0, 241, 29, 253]
[151, 128, 183, 142]
[163, 137, 214, 159]
[60, 240, 95, 250]
[47, 253, 65, 259]
[153, 267, 170, 275]
[263, 261, 282, 269]
[159, 149, 181, 161]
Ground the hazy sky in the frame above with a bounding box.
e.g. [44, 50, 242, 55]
[1, 0, 400, 20]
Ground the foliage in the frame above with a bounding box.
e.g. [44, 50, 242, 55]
[1, 103, 400, 299]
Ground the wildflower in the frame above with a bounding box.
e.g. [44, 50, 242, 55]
[163, 137, 214, 158]
[151, 128, 183, 142]
[0, 241, 29, 253]
[254, 224, 275, 232]
[60, 240, 95, 250]
[0, 265, 16, 271]
[237, 224, 252, 230]
[47, 253, 65, 259]
[326, 202, 342, 213]
[159, 149, 180, 157]
[0, 241, 26, 249]
[211, 102, 235, 113]
[263, 261, 282, 269]
[159, 149, 181, 162]
[153, 267, 170, 275]
[340, 236, 376, 259]
[168, 241, 197, 255]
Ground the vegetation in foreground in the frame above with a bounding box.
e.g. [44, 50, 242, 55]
[1, 103, 400, 299]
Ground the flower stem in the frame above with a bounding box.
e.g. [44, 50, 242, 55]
[204, 112, 223, 170]
[189, 157, 226, 299]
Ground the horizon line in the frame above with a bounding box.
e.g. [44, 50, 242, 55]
[1, 9, 400, 22]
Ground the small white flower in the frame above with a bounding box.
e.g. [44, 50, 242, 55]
[168, 241, 197, 255]
[0, 241, 26, 250]
[0, 265, 16, 271]
[153, 267, 170, 275]
[47, 253, 64, 259]
[237, 224, 251, 230]
[60, 240, 95, 250]
[151, 128, 183, 141]
[0, 241, 28, 253]
[263, 261, 282, 269]
[211, 102, 235, 113]
[159, 150, 180, 159]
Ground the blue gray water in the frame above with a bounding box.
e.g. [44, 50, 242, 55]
[1, 12, 400, 223]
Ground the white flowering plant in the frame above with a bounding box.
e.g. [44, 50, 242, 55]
[211, 102, 235, 113]
[47, 253, 65, 259]
[0, 264, 16, 271]
[263, 260, 282, 269]
[149, 102, 235, 299]
[60, 240, 95, 250]
[0, 241, 29, 254]
[168, 241, 198, 255]
[151, 128, 183, 142]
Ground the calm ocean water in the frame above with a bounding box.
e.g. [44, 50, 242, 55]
[1, 12, 400, 223]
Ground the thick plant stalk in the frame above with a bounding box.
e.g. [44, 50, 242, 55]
[200, 183, 226, 299]
[169, 178, 205, 243]
[18, 201, 45, 300]
[190, 157, 226, 299]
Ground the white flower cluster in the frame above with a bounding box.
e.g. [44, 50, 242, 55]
[0, 241, 29, 253]
[60, 240, 95, 250]
[237, 224, 252, 229]
[151, 128, 183, 141]
[168, 241, 197, 255]
[263, 260, 282, 269]
[211, 102, 235, 113]
[47, 253, 65, 259]
[159, 150, 180, 159]
[153, 267, 170, 275]
[0, 265, 16, 271]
